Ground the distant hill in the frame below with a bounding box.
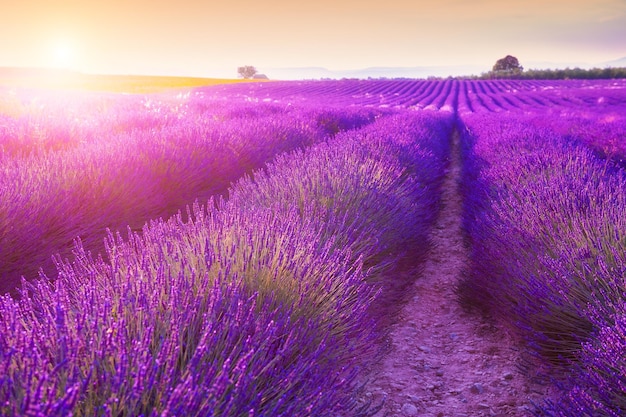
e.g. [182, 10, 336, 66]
[604, 56, 626, 67]
[262, 65, 489, 80]
[524, 57, 626, 71]
[261, 58, 626, 80]
[523, 60, 595, 70]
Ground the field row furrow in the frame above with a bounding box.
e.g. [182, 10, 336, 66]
[209, 78, 626, 119]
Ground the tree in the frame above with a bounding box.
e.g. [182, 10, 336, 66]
[492, 55, 523, 73]
[237, 65, 258, 79]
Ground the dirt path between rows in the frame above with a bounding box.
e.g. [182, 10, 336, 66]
[359, 128, 552, 416]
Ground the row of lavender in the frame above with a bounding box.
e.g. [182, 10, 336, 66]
[3, 78, 625, 414]
[0, 110, 451, 415]
[208, 77, 626, 111]
[459, 110, 626, 416]
[205, 79, 626, 414]
[0, 87, 385, 295]
[213, 78, 626, 164]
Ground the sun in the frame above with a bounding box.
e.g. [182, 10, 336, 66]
[47, 39, 77, 69]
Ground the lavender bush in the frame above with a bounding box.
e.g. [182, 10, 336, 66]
[227, 111, 451, 275]
[0, 106, 448, 415]
[457, 110, 626, 413]
[0, 88, 383, 295]
[540, 310, 626, 416]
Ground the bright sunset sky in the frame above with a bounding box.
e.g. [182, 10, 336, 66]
[1, 0, 625, 78]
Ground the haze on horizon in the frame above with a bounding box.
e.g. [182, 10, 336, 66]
[1, 0, 625, 79]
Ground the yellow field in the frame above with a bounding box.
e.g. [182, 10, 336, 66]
[0, 68, 264, 93]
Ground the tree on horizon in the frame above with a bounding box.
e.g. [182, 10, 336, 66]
[237, 65, 258, 79]
[492, 55, 524, 74]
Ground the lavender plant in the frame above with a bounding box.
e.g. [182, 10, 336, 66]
[458, 110, 626, 413]
[539, 308, 626, 416]
[0, 89, 383, 295]
[0, 106, 448, 415]
[226, 112, 450, 276]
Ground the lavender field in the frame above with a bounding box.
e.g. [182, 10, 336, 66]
[1, 78, 625, 416]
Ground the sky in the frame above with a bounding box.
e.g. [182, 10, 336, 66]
[1, 0, 625, 78]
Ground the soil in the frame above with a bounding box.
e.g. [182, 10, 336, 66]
[358, 129, 554, 416]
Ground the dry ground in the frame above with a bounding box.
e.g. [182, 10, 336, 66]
[359, 130, 553, 417]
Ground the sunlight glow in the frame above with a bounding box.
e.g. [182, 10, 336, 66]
[48, 40, 77, 69]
